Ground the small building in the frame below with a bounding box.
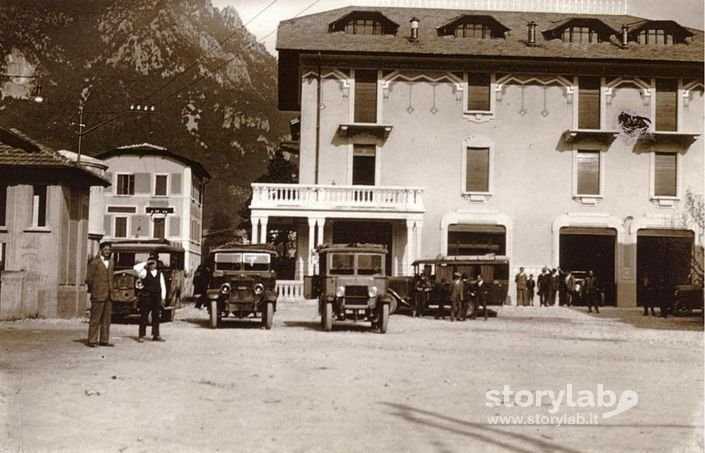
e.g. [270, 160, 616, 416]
[94, 143, 210, 287]
[0, 128, 110, 319]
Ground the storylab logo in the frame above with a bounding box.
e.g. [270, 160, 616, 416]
[485, 384, 639, 426]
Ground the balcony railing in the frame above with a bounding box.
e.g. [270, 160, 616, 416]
[251, 183, 424, 212]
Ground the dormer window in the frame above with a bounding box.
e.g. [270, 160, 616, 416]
[438, 15, 509, 39]
[329, 12, 398, 36]
[628, 21, 693, 45]
[543, 19, 616, 44]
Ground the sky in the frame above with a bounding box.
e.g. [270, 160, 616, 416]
[212, 0, 705, 55]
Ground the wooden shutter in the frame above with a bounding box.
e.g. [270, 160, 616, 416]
[354, 70, 377, 123]
[467, 73, 491, 111]
[578, 77, 601, 129]
[169, 216, 181, 236]
[655, 79, 677, 132]
[654, 152, 677, 196]
[170, 173, 182, 194]
[466, 148, 489, 192]
[577, 151, 600, 195]
[155, 175, 167, 196]
[134, 173, 150, 194]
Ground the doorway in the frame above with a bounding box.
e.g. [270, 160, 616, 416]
[559, 227, 616, 305]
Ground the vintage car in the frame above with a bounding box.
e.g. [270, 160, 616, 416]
[205, 244, 278, 329]
[388, 255, 510, 318]
[307, 243, 392, 333]
[671, 281, 704, 316]
[110, 240, 186, 322]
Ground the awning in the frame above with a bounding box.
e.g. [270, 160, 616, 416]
[637, 228, 694, 238]
[559, 227, 617, 236]
[449, 224, 506, 234]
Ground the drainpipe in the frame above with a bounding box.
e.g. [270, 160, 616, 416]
[315, 52, 321, 185]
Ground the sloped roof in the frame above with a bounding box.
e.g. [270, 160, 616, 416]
[277, 6, 704, 63]
[0, 127, 110, 186]
[95, 143, 210, 179]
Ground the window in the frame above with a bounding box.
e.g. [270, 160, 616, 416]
[456, 22, 493, 39]
[155, 175, 168, 196]
[578, 77, 601, 129]
[467, 73, 491, 112]
[32, 185, 47, 227]
[0, 185, 6, 227]
[576, 151, 600, 196]
[562, 26, 600, 43]
[153, 218, 165, 239]
[191, 177, 202, 203]
[638, 29, 674, 45]
[465, 147, 490, 193]
[352, 145, 376, 186]
[346, 18, 383, 35]
[115, 217, 127, 238]
[655, 79, 678, 132]
[654, 152, 677, 197]
[354, 70, 377, 123]
[116, 174, 135, 195]
[329, 12, 397, 35]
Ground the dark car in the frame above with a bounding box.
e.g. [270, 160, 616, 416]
[307, 243, 392, 333]
[110, 240, 186, 322]
[672, 282, 704, 316]
[205, 244, 278, 329]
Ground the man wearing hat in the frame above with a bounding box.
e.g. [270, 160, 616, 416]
[449, 271, 464, 322]
[134, 253, 167, 342]
[85, 242, 115, 347]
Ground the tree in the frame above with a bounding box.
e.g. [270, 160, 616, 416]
[676, 188, 704, 283]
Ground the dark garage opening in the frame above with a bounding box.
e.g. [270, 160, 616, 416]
[447, 224, 506, 256]
[560, 228, 616, 305]
[636, 229, 694, 307]
[333, 221, 393, 275]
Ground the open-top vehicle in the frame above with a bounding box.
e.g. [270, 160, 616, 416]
[307, 243, 392, 333]
[110, 239, 186, 322]
[205, 244, 278, 329]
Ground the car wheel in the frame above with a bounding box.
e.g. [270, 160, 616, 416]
[673, 298, 692, 316]
[263, 302, 274, 329]
[322, 302, 333, 332]
[389, 297, 398, 315]
[209, 300, 219, 328]
[379, 303, 389, 334]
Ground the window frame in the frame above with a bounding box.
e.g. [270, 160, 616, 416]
[351, 144, 377, 186]
[32, 185, 48, 228]
[153, 217, 166, 239]
[116, 173, 135, 196]
[463, 72, 495, 120]
[460, 137, 495, 202]
[353, 69, 379, 124]
[573, 149, 605, 204]
[154, 174, 168, 197]
[114, 216, 128, 238]
[650, 151, 680, 205]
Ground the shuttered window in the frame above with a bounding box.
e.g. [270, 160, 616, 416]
[115, 217, 127, 238]
[354, 70, 377, 123]
[116, 174, 135, 195]
[578, 77, 601, 129]
[467, 73, 491, 111]
[577, 151, 600, 195]
[465, 147, 490, 193]
[655, 79, 677, 132]
[155, 175, 167, 196]
[153, 218, 165, 239]
[353, 145, 376, 186]
[654, 152, 677, 197]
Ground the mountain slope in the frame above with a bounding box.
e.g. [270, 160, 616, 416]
[0, 0, 293, 230]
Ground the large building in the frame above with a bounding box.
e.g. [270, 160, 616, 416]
[95, 143, 210, 278]
[250, 6, 704, 307]
[0, 128, 109, 319]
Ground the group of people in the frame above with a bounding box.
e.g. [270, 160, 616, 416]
[412, 272, 489, 321]
[514, 266, 601, 313]
[84, 241, 167, 347]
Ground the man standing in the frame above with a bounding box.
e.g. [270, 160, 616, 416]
[413, 274, 431, 318]
[584, 270, 600, 314]
[564, 271, 576, 307]
[549, 268, 560, 307]
[85, 242, 114, 348]
[537, 267, 550, 307]
[515, 267, 528, 306]
[527, 274, 536, 306]
[134, 253, 167, 342]
[474, 274, 489, 320]
[449, 272, 464, 322]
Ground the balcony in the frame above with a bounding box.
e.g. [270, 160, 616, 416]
[251, 183, 424, 214]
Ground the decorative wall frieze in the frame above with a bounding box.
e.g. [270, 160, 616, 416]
[605, 77, 652, 105]
[494, 74, 575, 103]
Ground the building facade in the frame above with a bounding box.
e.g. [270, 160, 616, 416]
[0, 128, 109, 319]
[251, 6, 704, 306]
[95, 144, 210, 280]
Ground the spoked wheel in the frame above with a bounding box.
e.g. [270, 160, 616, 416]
[262, 302, 274, 329]
[379, 303, 389, 334]
[322, 302, 333, 332]
[673, 298, 692, 316]
[209, 300, 220, 328]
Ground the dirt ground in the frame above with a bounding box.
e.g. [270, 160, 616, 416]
[1, 302, 702, 453]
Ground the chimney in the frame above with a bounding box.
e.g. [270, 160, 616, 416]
[527, 21, 537, 46]
[621, 24, 629, 47]
[409, 17, 420, 41]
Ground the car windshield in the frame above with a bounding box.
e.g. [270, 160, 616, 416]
[214, 252, 242, 271]
[357, 254, 384, 275]
[330, 254, 355, 275]
[214, 252, 271, 272]
[243, 253, 271, 271]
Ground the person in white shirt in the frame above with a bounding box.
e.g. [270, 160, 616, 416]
[134, 253, 167, 342]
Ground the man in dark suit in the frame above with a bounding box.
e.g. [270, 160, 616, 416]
[85, 242, 115, 347]
[449, 272, 464, 322]
[584, 270, 600, 314]
[474, 274, 489, 320]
